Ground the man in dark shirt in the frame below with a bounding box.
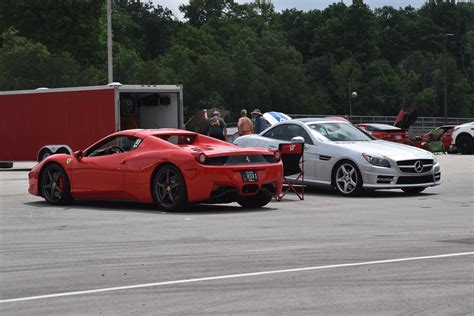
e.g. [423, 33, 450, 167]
[204, 110, 227, 141]
[252, 109, 266, 134]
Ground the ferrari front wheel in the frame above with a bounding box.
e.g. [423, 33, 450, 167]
[40, 164, 72, 205]
[152, 165, 188, 212]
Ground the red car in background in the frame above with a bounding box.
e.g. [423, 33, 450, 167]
[355, 123, 409, 144]
[28, 129, 283, 211]
[410, 125, 456, 151]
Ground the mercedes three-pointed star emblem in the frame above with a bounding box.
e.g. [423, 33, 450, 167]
[414, 160, 424, 173]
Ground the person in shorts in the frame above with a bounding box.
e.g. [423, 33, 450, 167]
[237, 109, 254, 136]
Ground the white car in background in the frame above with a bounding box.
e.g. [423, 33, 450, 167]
[229, 111, 291, 142]
[234, 118, 441, 196]
[451, 122, 473, 154]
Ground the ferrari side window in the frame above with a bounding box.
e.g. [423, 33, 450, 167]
[87, 135, 139, 157]
[132, 138, 142, 149]
[158, 134, 196, 145]
[119, 136, 140, 152]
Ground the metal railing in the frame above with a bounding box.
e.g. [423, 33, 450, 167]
[288, 114, 473, 136]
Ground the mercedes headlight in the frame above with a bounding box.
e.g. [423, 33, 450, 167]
[362, 153, 391, 168]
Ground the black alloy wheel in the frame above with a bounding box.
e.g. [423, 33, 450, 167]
[152, 165, 188, 212]
[40, 164, 72, 205]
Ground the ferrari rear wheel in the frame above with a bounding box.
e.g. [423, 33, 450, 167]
[402, 187, 426, 194]
[333, 161, 363, 196]
[152, 165, 188, 212]
[238, 190, 273, 208]
[40, 164, 72, 205]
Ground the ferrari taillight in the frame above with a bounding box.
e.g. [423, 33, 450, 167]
[192, 152, 207, 164]
[198, 153, 206, 163]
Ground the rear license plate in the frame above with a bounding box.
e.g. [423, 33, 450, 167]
[241, 170, 258, 182]
[395, 135, 402, 140]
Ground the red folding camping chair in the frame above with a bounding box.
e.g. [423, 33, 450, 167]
[276, 142, 304, 201]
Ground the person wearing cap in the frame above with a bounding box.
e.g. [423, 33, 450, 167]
[237, 109, 254, 136]
[203, 109, 227, 141]
[252, 109, 266, 134]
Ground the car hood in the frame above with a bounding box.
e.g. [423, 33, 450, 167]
[334, 140, 433, 160]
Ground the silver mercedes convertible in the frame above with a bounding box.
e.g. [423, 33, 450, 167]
[234, 118, 441, 196]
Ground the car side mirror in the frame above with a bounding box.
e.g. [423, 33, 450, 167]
[73, 150, 83, 160]
[291, 136, 305, 144]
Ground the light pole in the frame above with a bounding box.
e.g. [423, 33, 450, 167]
[443, 33, 453, 124]
[107, 0, 113, 83]
[348, 77, 357, 119]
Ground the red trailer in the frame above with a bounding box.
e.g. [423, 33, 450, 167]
[0, 84, 184, 166]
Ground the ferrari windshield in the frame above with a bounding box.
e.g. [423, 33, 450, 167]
[308, 122, 374, 142]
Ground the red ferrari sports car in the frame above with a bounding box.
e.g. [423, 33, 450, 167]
[356, 123, 409, 144]
[28, 129, 283, 211]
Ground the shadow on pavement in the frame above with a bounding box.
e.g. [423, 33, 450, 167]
[303, 186, 439, 199]
[24, 200, 277, 215]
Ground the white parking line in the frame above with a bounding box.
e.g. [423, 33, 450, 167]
[1, 251, 472, 304]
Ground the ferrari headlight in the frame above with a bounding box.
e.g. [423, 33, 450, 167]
[362, 153, 391, 168]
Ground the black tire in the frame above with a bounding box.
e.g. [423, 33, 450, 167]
[456, 134, 473, 155]
[332, 161, 363, 196]
[402, 187, 427, 194]
[39, 149, 53, 162]
[152, 165, 188, 212]
[238, 190, 273, 208]
[56, 147, 72, 155]
[39, 164, 72, 205]
[0, 162, 13, 168]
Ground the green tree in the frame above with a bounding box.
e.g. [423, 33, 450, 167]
[179, 0, 236, 27]
[0, 0, 105, 67]
[113, 0, 179, 59]
[0, 28, 89, 90]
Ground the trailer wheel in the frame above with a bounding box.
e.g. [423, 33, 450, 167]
[56, 147, 72, 155]
[38, 149, 53, 162]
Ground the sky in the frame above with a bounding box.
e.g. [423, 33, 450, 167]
[154, 0, 426, 19]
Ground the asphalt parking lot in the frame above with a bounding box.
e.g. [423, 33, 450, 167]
[1, 155, 473, 315]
